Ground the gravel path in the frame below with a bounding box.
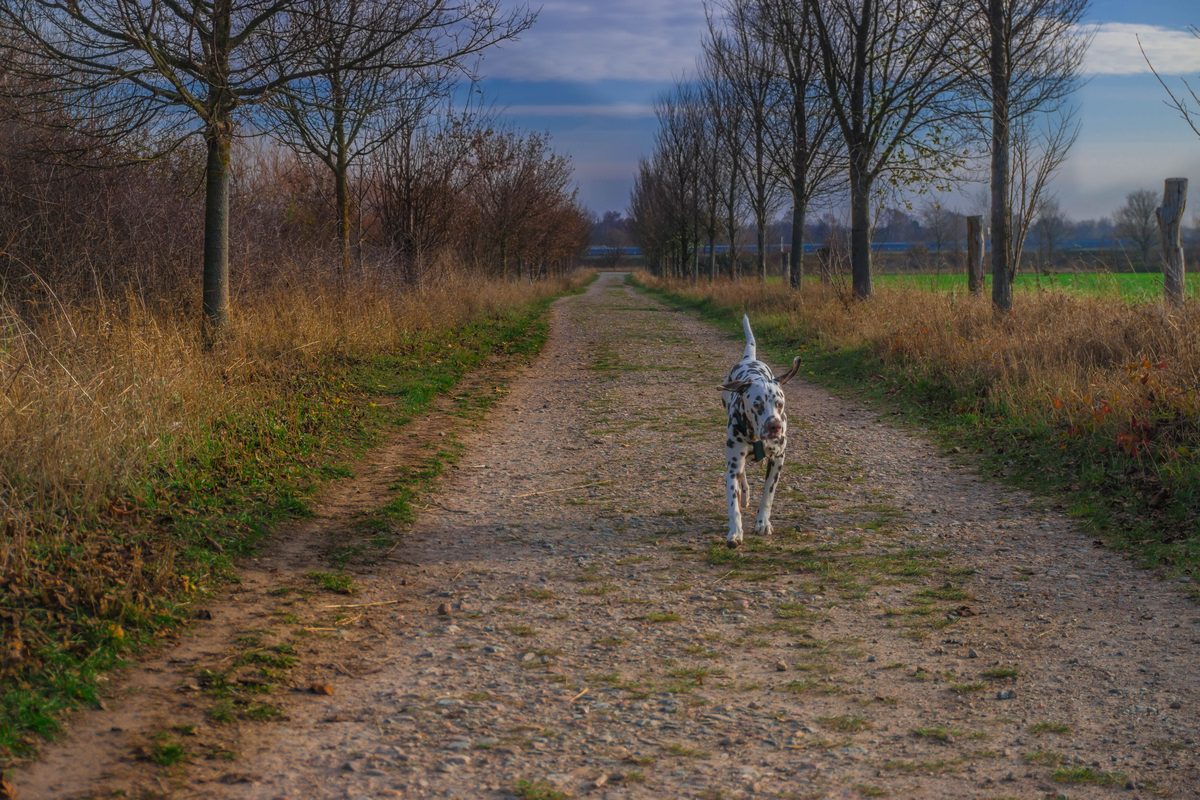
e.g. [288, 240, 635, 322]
[14, 271, 1199, 799]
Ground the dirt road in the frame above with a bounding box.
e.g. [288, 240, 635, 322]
[13, 271, 1199, 799]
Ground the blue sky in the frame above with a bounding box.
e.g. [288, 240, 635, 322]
[476, 1, 1200, 221]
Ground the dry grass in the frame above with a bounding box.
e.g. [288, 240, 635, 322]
[0, 268, 584, 733]
[637, 272, 1200, 447]
[2, 272, 566, 543]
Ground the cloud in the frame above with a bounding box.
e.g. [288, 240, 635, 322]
[1085, 23, 1200, 76]
[504, 103, 655, 118]
[484, 0, 707, 82]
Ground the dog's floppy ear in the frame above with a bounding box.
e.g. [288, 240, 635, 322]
[776, 356, 801, 386]
[719, 378, 752, 393]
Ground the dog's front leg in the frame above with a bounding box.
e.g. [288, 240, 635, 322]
[725, 444, 748, 548]
[754, 452, 785, 537]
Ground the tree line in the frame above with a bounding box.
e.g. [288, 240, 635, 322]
[630, 0, 1090, 312]
[0, 0, 589, 333]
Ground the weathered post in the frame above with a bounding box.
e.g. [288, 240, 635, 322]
[1156, 178, 1188, 306]
[966, 215, 985, 295]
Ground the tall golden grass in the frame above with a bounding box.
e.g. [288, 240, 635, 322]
[639, 273, 1200, 430]
[1, 269, 580, 609]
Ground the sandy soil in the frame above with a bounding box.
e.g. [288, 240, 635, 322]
[10, 271, 1199, 800]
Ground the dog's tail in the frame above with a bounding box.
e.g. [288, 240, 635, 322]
[742, 314, 756, 359]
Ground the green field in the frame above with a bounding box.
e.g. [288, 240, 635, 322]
[875, 271, 1200, 300]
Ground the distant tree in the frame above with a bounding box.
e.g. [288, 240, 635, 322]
[1113, 189, 1159, 269]
[698, 47, 748, 278]
[756, 0, 842, 288]
[708, 0, 784, 281]
[921, 199, 958, 270]
[1032, 195, 1068, 270]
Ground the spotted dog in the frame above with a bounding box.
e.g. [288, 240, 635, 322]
[720, 315, 800, 548]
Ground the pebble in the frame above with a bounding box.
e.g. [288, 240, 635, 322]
[996, 689, 1016, 700]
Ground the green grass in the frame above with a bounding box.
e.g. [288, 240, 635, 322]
[1051, 765, 1126, 786]
[632, 276, 1200, 596]
[819, 715, 871, 733]
[513, 779, 570, 800]
[0, 292, 573, 761]
[147, 734, 187, 767]
[981, 666, 1018, 680]
[875, 270, 1200, 301]
[306, 571, 355, 594]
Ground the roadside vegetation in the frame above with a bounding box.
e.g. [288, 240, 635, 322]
[0, 271, 589, 757]
[634, 273, 1200, 590]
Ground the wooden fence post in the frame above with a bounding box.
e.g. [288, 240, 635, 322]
[966, 215, 985, 294]
[1157, 178, 1188, 306]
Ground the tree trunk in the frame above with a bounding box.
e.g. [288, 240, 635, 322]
[335, 158, 351, 275]
[989, 0, 1012, 313]
[967, 215, 985, 294]
[757, 221, 767, 283]
[790, 195, 805, 290]
[848, 156, 872, 299]
[202, 126, 232, 338]
[708, 207, 717, 282]
[1157, 177, 1188, 307]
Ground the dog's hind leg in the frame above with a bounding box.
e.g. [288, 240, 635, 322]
[754, 453, 785, 537]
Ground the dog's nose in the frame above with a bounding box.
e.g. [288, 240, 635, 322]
[764, 418, 784, 438]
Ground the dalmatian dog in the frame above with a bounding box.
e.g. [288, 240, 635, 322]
[720, 315, 800, 548]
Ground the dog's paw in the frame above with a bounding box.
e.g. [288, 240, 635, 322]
[725, 534, 743, 549]
[754, 520, 773, 537]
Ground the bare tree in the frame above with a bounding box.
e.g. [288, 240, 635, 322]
[708, 0, 784, 281]
[756, 0, 842, 288]
[473, 129, 576, 280]
[808, 0, 971, 299]
[1032, 194, 1068, 271]
[1007, 108, 1078, 276]
[653, 84, 705, 280]
[959, 0, 1089, 311]
[920, 198, 957, 271]
[1114, 188, 1160, 269]
[698, 47, 748, 277]
[1142, 26, 1200, 139]
[263, 0, 534, 275]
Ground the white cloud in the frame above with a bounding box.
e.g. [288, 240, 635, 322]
[1085, 23, 1200, 76]
[504, 103, 655, 117]
[484, 0, 707, 82]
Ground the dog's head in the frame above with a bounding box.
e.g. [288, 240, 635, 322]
[721, 357, 801, 441]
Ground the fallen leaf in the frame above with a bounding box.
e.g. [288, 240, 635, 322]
[309, 682, 334, 696]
